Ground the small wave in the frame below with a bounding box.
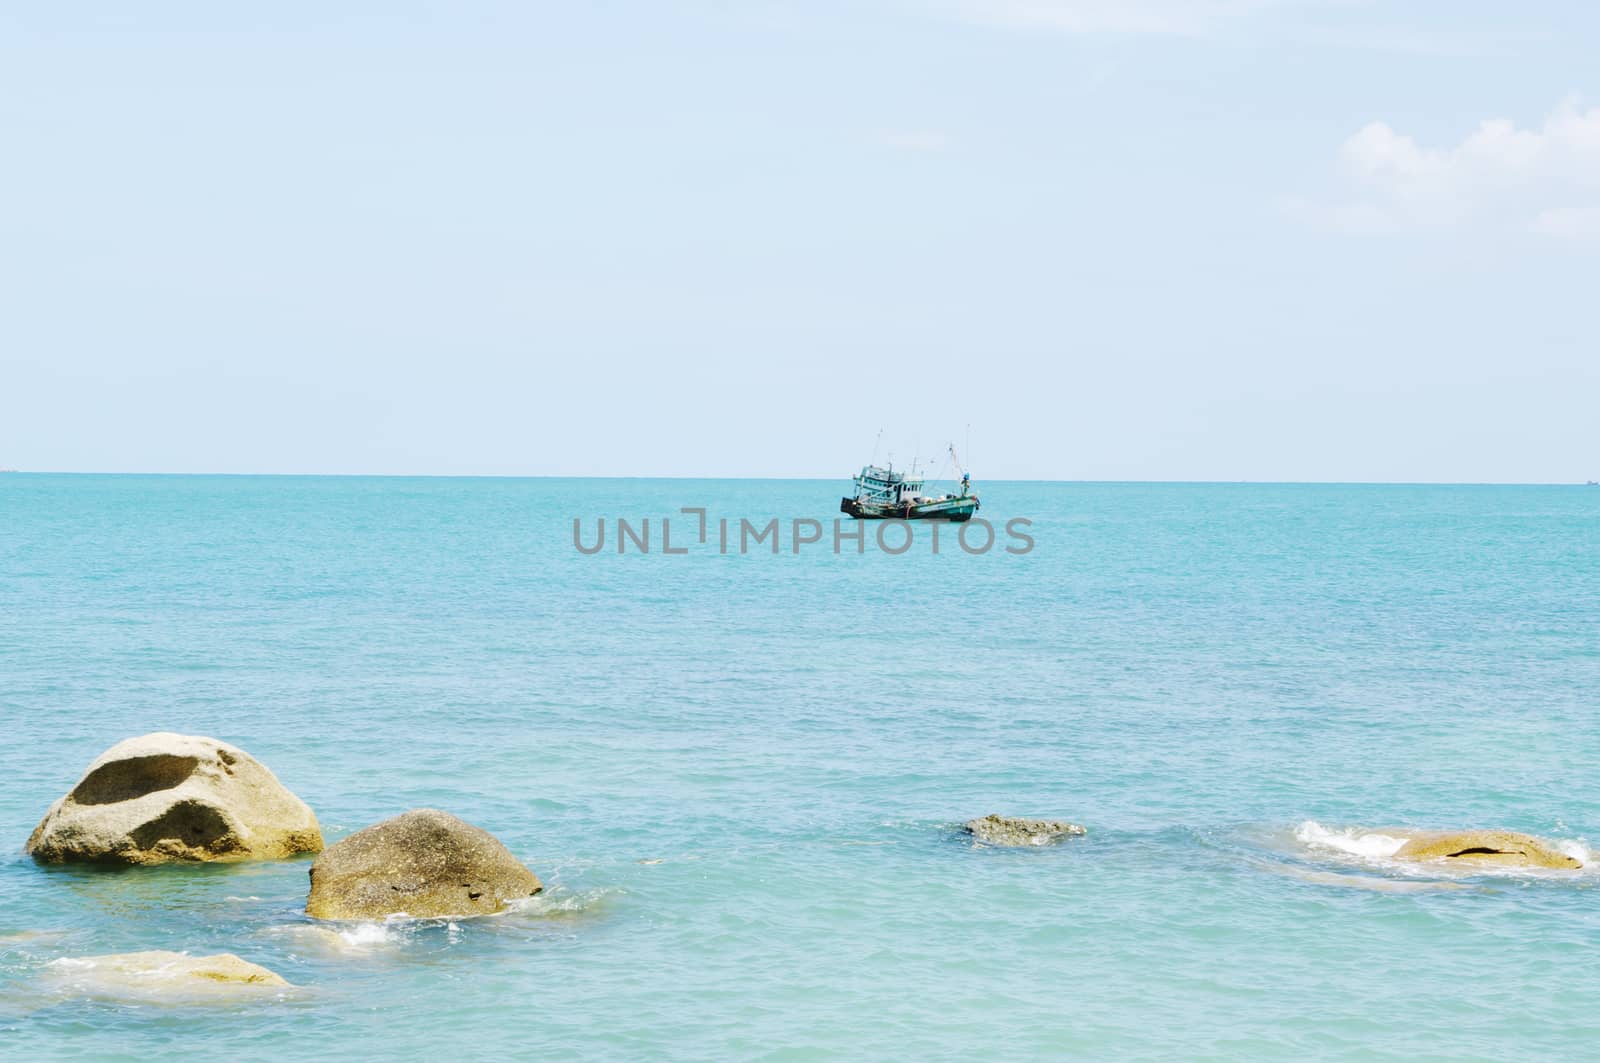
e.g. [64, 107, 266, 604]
[347, 919, 406, 945]
[261, 889, 621, 954]
[261, 921, 405, 957]
[1557, 839, 1593, 865]
[1295, 821, 1407, 859]
[507, 886, 621, 920]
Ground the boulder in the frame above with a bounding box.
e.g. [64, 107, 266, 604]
[26, 733, 323, 865]
[1391, 829, 1581, 870]
[1261, 861, 1472, 893]
[964, 814, 1086, 847]
[306, 809, 542, 920]
[44, 951, 289, 1002]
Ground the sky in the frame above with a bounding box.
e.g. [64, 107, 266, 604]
[1, 1, 1597, 482]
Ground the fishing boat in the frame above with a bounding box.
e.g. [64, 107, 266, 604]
[840, 445, 980, 522]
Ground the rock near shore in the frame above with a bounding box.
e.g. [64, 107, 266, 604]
[306, 808, 542, 920]
[1391, 829, 1581, 870]
[964, 814, 1087, 847]
[26, 733, 323, 865]
[44, 951, 290, 1002]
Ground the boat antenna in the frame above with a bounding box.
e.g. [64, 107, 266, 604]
[928, 445, 954, 491]
[870, 427, 884, 467]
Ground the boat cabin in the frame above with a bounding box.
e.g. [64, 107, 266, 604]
[853, 465, 927, 505]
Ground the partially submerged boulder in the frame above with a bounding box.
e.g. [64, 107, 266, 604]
[26, 733, 323, 865]
[44, 951, 290, 1002]
[1261, 861, 1472, 893]
[306, 809, 542, 920]
[964, 814, 1086, 847]
[1391, 829, 1581, 870]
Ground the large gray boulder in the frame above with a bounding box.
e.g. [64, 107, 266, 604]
[306, 809, 542, 920]
[26, 733, 323, 865]
[1390, 829, 1581, 870]
[964, 814, 1087, 847]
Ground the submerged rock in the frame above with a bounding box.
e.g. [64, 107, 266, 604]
[1258, 860, 1473, 893]
[1391, 829, 1581, 870]
[964, 814, 1086, 847]
[26, 733, 323, 865]
[260, 923, 401, 957]
[44, 951, 289, 1001]
[305, 808, 542, 920]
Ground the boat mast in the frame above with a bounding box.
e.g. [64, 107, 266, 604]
[948, 442, 972, 497]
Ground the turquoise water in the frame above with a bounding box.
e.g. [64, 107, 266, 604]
[3, 475, 1599, 1059]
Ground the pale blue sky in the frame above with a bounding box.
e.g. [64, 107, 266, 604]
[2, 2, 1597, 481]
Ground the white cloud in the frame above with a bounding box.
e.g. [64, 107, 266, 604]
[883, 130, 952, 152]
[1301, 99, 1600, 237]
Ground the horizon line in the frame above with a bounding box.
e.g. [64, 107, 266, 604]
[1, 470, 1596, 488]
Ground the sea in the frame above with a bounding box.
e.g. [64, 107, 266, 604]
[2, 474, 1598, 1059]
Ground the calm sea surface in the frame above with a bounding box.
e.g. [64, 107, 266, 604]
[2, 475, 1598, 1059]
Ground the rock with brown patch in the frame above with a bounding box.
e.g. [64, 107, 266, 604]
[44, 951, 290, 1002]
[1392, 829, 1581, 869]
[25, 733, 323, 865]
[305, 808, 542, 920]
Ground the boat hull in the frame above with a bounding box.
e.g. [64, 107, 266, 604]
[840, 496, 980, 522]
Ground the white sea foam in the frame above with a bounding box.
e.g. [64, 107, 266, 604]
[1557, 839, 1593, 866]
[1295, 820, 1407, 859]
[507, 886, 621, 918]
[347, 920, 405, 945]
[262, 921, 402, 957]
